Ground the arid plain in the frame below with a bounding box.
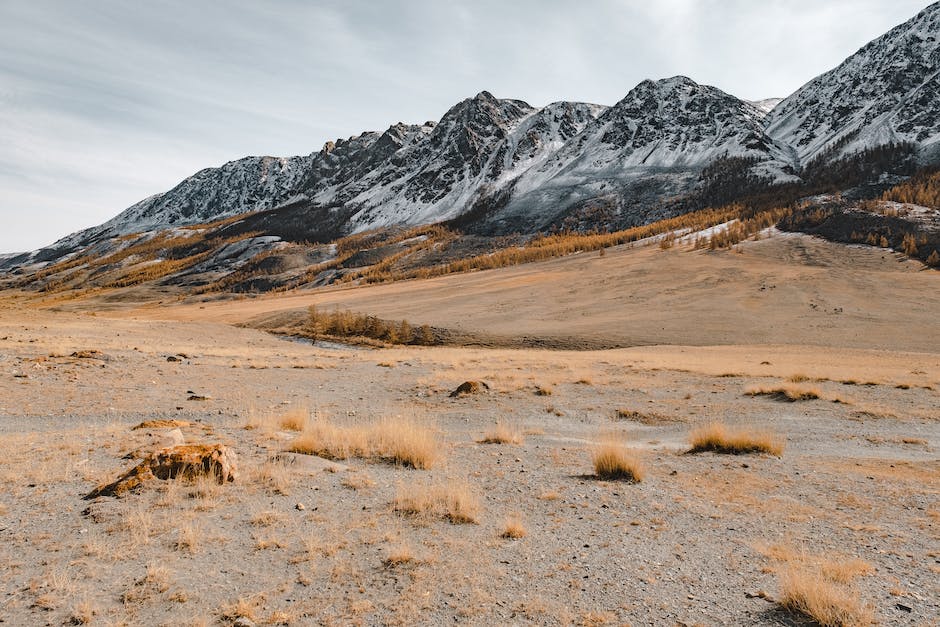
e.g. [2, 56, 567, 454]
[1, 231, 938, 626]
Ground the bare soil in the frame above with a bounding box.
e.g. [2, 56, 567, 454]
[0, 232, 937, 625]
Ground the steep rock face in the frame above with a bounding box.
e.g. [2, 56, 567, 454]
[109, 155, 313, 230]
[43, 154, 313, 257]
[481, 77, 793, 233]
[766, 2, 940, 166]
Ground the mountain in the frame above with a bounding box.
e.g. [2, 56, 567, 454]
[475, 76, 794, 233]
[5, 2, 940, 273]
[749, 98, 783, 115]
[766, 2, 940, 166]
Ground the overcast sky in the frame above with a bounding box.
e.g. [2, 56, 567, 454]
[0, 0, 931, 253]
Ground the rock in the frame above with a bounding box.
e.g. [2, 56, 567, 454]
[86, 444, 238, 499]
[295, 503, 305, 511]
[187, 394, 211, 401]
[71, 350, 110, 360]
[269, 452, 348, 474]
[132, 419, 190, 430]
[449, 381, 490, 398]
[233, 618, 256, 627]
[166, 355, 180, 362]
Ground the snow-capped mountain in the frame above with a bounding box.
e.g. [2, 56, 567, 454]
[749, 98, 783, 116]
[43, 154, 314, 256]
[766, 2, 940, 166]
[8, 1, 940, 269]
[472, 77, 795, 232]
[302, 92, 606, 231]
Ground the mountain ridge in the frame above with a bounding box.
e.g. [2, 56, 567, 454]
[5, 2, 939, 270]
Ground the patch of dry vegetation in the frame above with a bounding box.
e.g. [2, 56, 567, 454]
[778, 566, 874, 627]
[479, 422, 523, 445]
[288, 415, 440, 469]
[500, 514, 527, 539]
[306, 305, 436, 346]
[393, 480, 480, 524]
[687, 422, 784, 456]
[745, 384, 820, 402]
[591, 438, 644, 482]
[277, 408, 309, 432]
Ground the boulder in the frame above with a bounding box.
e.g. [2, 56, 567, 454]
[87, 444, 237, 499]
[449, 381, 490, 398]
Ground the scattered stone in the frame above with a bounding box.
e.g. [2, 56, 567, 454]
[269, 452, 348, 474]
[449, 381, 490, 398]
[86, 444, 238, 498]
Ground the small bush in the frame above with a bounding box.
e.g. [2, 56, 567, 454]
[687, 422, 784, 456]
[278, 408, 309, 432]
[393, 480, 480, 524]
[778, 566, 873, 627]
[500, 514, 527, 539]
[289, 416, 439, 469]
[592, 440, 644, 482]
[479, 422, 523, 445]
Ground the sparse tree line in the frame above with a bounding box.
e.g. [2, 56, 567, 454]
[305, 305, 437, 346]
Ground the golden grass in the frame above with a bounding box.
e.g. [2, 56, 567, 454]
[277, 408, 310, 432]
[745, 385, 820, 402]
[500, 514, 528, 539]
[393, 480, 480, 524]
[591, 439, 644, 482]
[383, 544, 415, 568]
[687, 422, 784, 456]
[288, 415, 439, 469]
[250, 461, 293, 495]
[479, 422, 524, 445]
[341, 472, 376, 490]
[778, 566, 874, 627]
[534, 385, 553, 396]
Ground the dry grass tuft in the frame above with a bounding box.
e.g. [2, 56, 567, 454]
[500, 514, 528, 539]
[745, 385, 820, 402]
[383, 544, 415, 568]
[479, 422, 524, 445]
[687, 422, 784, 456]
[778, 566, 874, 626]
[591, 439, 644, 482]
[534, 385, 553, 396]
[68, 599, 97, 624]
[278, 407, 310, 432]
[393, 480, 480, 524]
[220, 594, 265, 623]
[289, 415, 440, 469]
[341, 472, 376, 490]
[250, 461, 293, 495]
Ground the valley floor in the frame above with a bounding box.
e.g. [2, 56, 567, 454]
[0, 232, 937, 625]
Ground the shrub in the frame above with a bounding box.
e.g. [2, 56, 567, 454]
[687, 422, 784, 456]
[479, 422, 523, 445]
[500, 515, 527, 539]
[778, 566, 873, 627]
[592, 440, 644, 482]
[393, 480, 480, 524]
[289, 416, 439, 469]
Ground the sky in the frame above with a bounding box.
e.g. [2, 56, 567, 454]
[0, 0, 932, 253]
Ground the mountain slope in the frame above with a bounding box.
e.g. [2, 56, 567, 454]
[475, 77, 794, 233]
[766, 1, 940, 166]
